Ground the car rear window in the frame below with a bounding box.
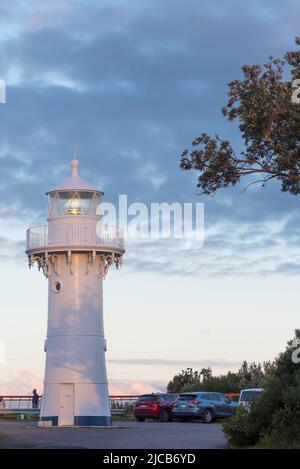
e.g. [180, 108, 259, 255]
[179, 394, 198, 401]
[138, 395, 157, 402]
[163, 395, 177, 402]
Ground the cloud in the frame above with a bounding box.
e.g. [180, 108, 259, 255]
[0, 0, 299, 278]
[0, 370, 163, 396]
[108, 357, 241, 368]
[0, 237, 25, 263]
[123, 211, 300, 277]
[108, 379, 165, 395]
[0, 370, 42, 395]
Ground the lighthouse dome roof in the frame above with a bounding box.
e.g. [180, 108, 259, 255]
[46, 158, 103, 194]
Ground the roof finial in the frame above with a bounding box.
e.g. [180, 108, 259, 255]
[71, 144, 79, 177]
[73, 144, 77, 160]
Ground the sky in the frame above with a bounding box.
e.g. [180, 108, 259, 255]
[0, 0, 300, 395]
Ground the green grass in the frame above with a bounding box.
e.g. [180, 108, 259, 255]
[112, 414, 135, 422]
[0, 414, 39, 422]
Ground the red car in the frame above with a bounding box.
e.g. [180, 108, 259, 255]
[134, 393, 178, 422]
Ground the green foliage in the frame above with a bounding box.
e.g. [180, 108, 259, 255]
[181, 370, 240, 394]
[180, 38, 300, 195]
[167, 368, 202, 393]
[167, 360, 270, 394]
[238, 360, 273, 389]
[259, 404, 300, 448]
[222, 405, 259, 446]
[222, 330, 300, 448]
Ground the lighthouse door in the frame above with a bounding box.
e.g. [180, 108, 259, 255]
[60, 384, 74, 426]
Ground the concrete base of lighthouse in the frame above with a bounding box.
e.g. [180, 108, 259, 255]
[40, 382, 112, 427]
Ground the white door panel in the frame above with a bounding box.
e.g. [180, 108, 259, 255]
[60, 384, 74, 426]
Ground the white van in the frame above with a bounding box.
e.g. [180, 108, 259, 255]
[238, 388, 263, 411]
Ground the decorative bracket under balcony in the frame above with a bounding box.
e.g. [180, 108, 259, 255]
[28, 251, 123, 278]
[28, 253, 58, 278]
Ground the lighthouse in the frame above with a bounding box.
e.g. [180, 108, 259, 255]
[26, 158, 125, 426]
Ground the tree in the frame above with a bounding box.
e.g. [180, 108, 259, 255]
[167, 362, 271, 395]
[182, 370, 240, 394]
[167, 368, 201, 393]
[199, 367, 213, 383]
[180, 38, 300, 195]
[238, 360, 270, 389]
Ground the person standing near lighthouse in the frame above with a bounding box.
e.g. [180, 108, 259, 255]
[26, 157, 125, 427]
[32, 389, 39, 409]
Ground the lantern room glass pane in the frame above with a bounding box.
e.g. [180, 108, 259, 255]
[48, 191, 101, 216]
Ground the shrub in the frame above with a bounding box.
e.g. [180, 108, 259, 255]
[222, 405, 262, 446]
[259, 405, 300, 448]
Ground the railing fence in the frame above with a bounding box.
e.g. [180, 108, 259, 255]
[0, 393, 240, 413]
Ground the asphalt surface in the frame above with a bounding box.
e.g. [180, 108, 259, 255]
[0, 420, 228, 449]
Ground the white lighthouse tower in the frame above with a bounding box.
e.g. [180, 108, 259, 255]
[26, 157, 125, 426]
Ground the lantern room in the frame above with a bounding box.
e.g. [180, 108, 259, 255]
[46, 158, 103, 217]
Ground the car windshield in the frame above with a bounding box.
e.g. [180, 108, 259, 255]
[240, 390, 262, 402]
[138, 395, 157, 402]
[179, 394, 198, 401]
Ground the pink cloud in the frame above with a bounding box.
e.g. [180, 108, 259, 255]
[0, 370, 42, 395]
[109, 380, 165, 395]
[0, 371, 165, 397]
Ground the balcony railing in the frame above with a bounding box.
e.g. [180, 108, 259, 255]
[26, 223, 125, 251]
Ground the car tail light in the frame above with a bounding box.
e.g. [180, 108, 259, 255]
[190, 400, 201, 405]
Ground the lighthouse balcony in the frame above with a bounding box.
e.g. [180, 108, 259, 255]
[26, 223, 125, 255]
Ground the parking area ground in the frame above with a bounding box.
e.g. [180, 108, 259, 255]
[0, 420, 228, 449]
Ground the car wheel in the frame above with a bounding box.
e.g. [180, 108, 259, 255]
[136, 417, 145, 422]
[203, 409, 213, 424]
[159, 408, 169, 422]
